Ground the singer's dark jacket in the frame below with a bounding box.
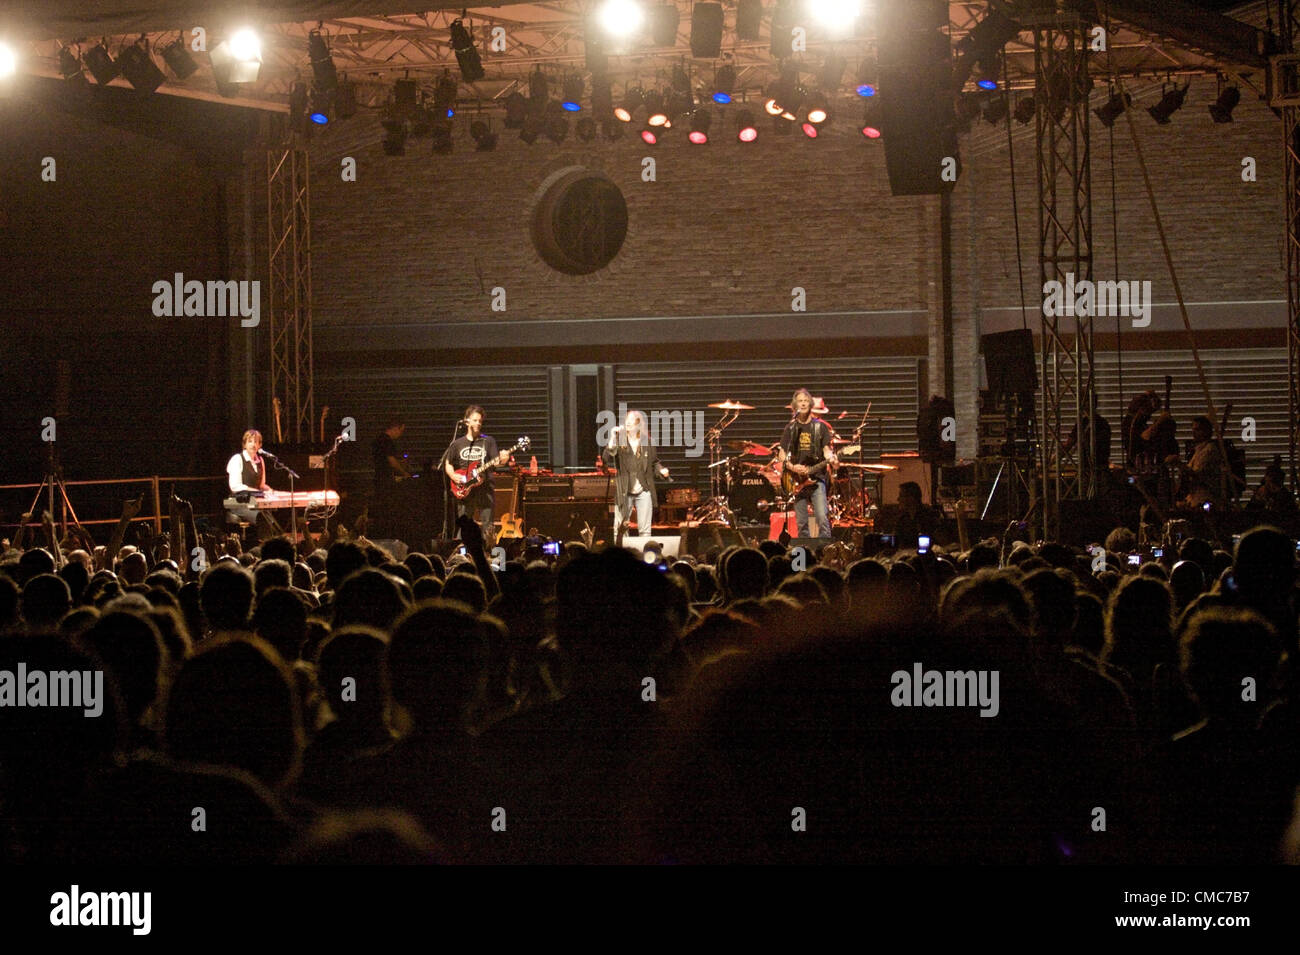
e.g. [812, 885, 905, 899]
[601, 440, 663, 503]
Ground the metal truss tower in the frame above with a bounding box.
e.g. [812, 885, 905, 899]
[1030, 4, 1095, 539]
[266, 147, 315, 443]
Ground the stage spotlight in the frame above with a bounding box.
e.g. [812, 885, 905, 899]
[645, 89, 667, 125]
[602, 119, 624, 140]
[449, 18, 485, 82]
[84, 43, 119, 86]
[861, 101, 881, 138]
[736, 110, 758, 142]
[712, 63, 735, 104]
[58, 47, 83, 81]
[982, 95, 1008, 125]
[615, 86, 643, 122]
[1208, 85, 1240, 123]
[116, 38, 165, 94]
[210, 29, 261, 91]
[504, 91, 528, 128]
[160, 36, 198, 79]
[335, 77, 357, 118]
[529, 66, 548, 102]
[820, 53, 846, 91]
[591, 77, 613, 119]
[471, 119, 498, 150]
[0, 42, 16, 80]
[666, 89, 694, 123]
[805, 93, 829, 124]
[381, 115, 407, 155]
[640, 128, 657, 144]
[309, 85, 333, 124]
[430, 118, 453, 153]
[808, 0, 862, 33]
[434, 70, 458, 117]
[544, 100, 570, 142]
[576, 116, 598, 141]
[1147, 83, 1188, 124]
[953, 8, 1019, 90]
[688, 110, 711, 144]
[1013, 95, 1035, 125]
[766, 69, 803, 117]
[1093, 89, 1130, 127]
[599, 0, 645, 38]
[520, 111, 542, 144]
[562, 75, 584, 111]
[957, 94, 983, 125]
[856, 83, 876, 97]
[801, 121, 819, 138]
[308, 29, 337, 92]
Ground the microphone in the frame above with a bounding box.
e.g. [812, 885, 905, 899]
[258, 449, 279, 460]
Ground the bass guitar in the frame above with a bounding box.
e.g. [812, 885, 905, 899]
[781, 445, 858, 496]
[450, 437, 531, 500]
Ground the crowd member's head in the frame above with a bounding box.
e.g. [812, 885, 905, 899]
[1169, 560, 1205, 612]
[59, 561, 90, 604]
[317, 626, 391, 727]
[118, 551, 148, 586]
[253, 587, 310, 662]
[1232, 526, 1296, 634]
[1072, 591, 1105, 657]
[1104, 527, 1136, 556]
[199, 562, 255, 632]
[1103, 575, 1174, 679]
[0, 573, 20, 629]
[261, 536, 296, 565]
[940, 569, 1032, 633]
[333, 568, 409, 632]
[21, 573, 72, 629]
[286, 810, 442, 865]
[404, 553, 434, 581]
[720, 547, 767, 603]
[165, 635, 302, 789]
[442, 572, 488, 613]
[555, 548, 677, 685]
[82, 611, 166, 727]
[1180, 607, 1280, 725]
[388, 601, 487, 734]
[253, 559, 292, 595]
[897, 481, 923, 515]
[1020, 568, 1076, 647]
[17, 548, 56, 585]
[412, 576, 444, 602]
[325, 541, 368, 593]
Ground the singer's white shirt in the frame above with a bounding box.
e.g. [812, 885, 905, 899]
[227, 451, 265, 494]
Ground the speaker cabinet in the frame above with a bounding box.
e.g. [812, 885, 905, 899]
[690, 3, 724, 57]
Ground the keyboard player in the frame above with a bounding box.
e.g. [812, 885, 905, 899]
[225, 429, 274, 530]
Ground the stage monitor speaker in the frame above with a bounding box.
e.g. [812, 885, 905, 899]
[524, 501, 611, 540]
[690, 3, 723, 57]
[981, 328, 1037, 397]
[877, 0, 957, 196]
[736, 0, 762, 40]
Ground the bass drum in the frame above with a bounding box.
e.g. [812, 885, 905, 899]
[730, 472, 779, 523]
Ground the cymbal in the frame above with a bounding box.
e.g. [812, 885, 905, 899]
[709, 400, 755, 411]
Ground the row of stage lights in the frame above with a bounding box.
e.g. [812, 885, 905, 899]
[378, 75, 886, 154]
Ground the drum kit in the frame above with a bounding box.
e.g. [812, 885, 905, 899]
[692, 397, 897, 529]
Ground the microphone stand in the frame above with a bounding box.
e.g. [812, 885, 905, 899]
[269, 456, 302, 548]
[321, 434, 346, 540]
[440, 420, 466, 540]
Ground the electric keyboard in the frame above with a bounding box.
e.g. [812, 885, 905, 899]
[250, 490, 340, 509]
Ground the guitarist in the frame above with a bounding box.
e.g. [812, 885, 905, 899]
[775, 388, 837, 540]
[444, 405, 513, 545]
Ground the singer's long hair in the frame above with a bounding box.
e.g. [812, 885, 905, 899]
[625, 410, 651, 452]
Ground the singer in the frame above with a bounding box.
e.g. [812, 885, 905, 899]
[224, 429, 275, 530]
[775, 389, 836, 540]
[227, 429, 273, 496]
[601, 409, 669, 539]
[443, 405, 512, 545]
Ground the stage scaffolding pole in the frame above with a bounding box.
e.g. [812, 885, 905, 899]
[1030, 3, 1095, 540]
[266, 146, 315, 444]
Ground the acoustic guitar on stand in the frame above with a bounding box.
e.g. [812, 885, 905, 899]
[449, 437, 531, 500]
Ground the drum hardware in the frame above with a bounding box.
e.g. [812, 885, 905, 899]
[696, 399, 755, 526]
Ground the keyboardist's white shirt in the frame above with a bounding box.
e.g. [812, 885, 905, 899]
[227, 452, 266, 494]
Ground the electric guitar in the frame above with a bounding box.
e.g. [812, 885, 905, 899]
[450, 437, 531, 500]
[781, 445, 858, 495]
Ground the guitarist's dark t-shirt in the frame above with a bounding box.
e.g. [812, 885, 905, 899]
[447, 434, 500, 508]
[781, 418, 828, 469]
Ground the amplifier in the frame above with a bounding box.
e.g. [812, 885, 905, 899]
[572, 474, 613, 500]
[523, 500, 611, 540]
[525, 478, 571, 501]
